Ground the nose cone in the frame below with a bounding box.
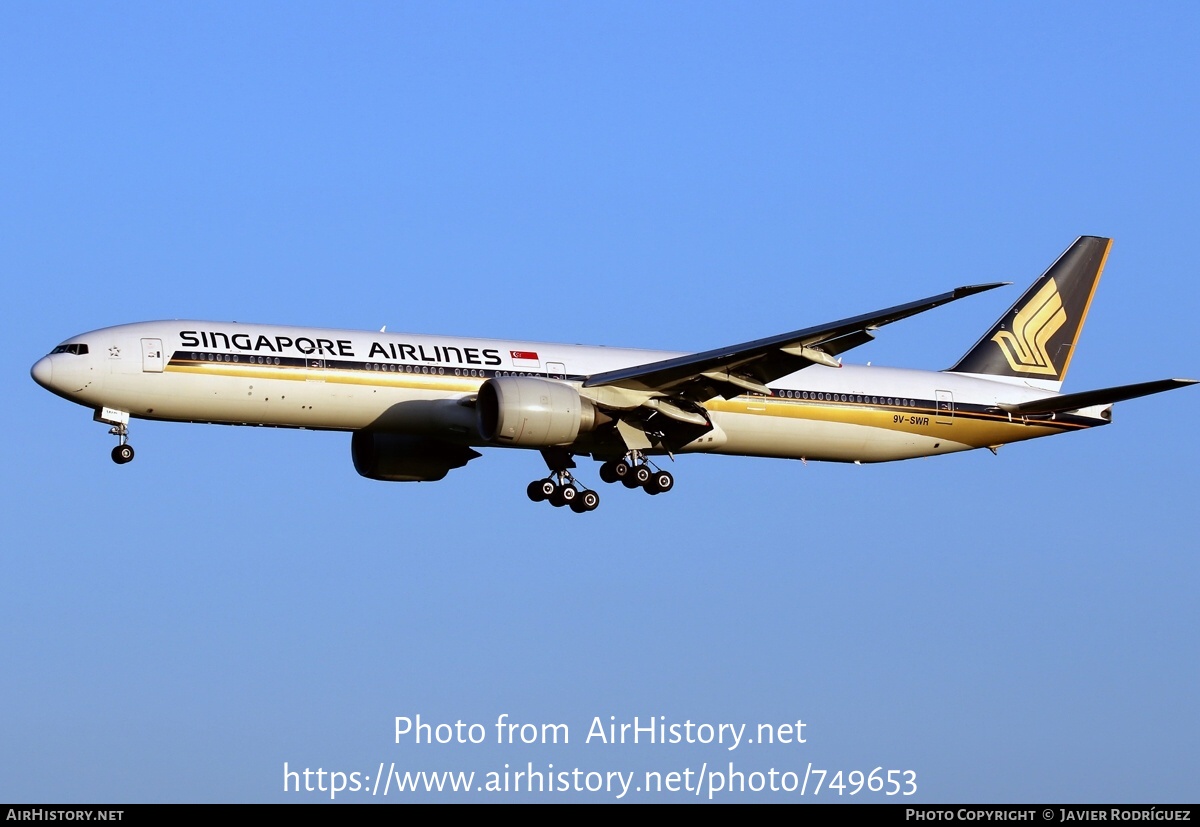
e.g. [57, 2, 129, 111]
[31, 356, 53, 389]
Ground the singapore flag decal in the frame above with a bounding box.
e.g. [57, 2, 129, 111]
[510, 350, 541, 369]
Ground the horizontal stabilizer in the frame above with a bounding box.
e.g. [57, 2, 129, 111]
[999, 378, 1197, 416]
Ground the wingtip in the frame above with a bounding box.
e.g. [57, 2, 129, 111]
[953, 282, 1011, 298]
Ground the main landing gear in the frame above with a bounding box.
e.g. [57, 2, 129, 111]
[597, 452, 673, 495]
[528, 447, 599, 513]
[526, 471, 600, 513]
[109, 423, 135, 465]
[527, 448, 673, 512]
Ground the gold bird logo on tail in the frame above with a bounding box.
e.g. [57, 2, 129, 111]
[991, 279, 1067, 376]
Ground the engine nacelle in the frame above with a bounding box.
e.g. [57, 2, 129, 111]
[351, 431, 481, 482]
[476, 376, 600, 447]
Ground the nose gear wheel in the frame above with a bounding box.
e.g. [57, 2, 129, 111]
[108, 422, 135, 465]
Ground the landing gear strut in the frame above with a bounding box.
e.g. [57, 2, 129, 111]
[598, 451, 674, 495]
[528, 449, 599, 513]
[526, 469, 599, 513]
[526, 448, 674, 511]
[109, 423, 135, 465]
[95, 408, 135, 465]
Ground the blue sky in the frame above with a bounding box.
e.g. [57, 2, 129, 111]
[3, 2, 1198, 802]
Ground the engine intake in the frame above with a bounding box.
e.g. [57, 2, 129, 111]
[477, 376, 601, 447]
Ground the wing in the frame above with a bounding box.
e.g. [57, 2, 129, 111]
[583, 283, 1008, 403]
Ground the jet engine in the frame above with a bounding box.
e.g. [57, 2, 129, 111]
[476, 376, 604, 447]
[351, 431, 481, 482]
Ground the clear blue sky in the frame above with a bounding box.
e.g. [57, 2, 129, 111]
[3, 2, 1197, 802]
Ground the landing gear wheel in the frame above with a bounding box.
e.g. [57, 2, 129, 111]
[533, 450, 602, 511]
[111, 444, 135, 464]
[646, 470, 674, 495]
[621, 463, 649, 489]
[612, 460, 633, 482]
[576, 489, 600, 512]
[550, 484, 578, 507]
[527, 479, 553, 502]
[598, 461, 619, 484]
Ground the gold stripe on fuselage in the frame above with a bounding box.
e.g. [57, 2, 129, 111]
[167, 360, 487, 393]
[710, 396, 1082, 449]
[167, 358, 1093, 450]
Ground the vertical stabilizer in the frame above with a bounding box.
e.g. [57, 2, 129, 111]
[947, 236, 1112, 391]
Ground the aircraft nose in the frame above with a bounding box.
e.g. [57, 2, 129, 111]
[31, 356, 53, 389]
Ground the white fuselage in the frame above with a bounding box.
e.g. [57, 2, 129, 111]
[31, 320, 1107, 465]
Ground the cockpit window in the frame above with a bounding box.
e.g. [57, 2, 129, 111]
[50, 344, 89, 355]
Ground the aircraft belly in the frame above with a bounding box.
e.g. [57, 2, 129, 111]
[708, 409, 971, 462]
[701, 393, 1083, 462]
[107, 368, 462, 431]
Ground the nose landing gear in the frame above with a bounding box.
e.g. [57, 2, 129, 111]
[111, 441, 135, 464]
[94, 408, 135, 464]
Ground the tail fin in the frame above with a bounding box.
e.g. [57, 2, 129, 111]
[948, 235, 1112, 392]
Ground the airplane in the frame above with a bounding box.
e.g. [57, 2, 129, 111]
[30, 236, 1195, 513]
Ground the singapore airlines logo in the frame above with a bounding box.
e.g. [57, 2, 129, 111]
[992, 279, 1067, 376]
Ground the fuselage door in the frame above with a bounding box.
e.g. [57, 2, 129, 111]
[935, 390, 954, 424]
[306, 357, 326, 381]
[141, 338, 164, 373]
[546, 362, 566, 380]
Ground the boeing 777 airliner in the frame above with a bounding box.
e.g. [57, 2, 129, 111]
[31, 237, 1195, 512]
